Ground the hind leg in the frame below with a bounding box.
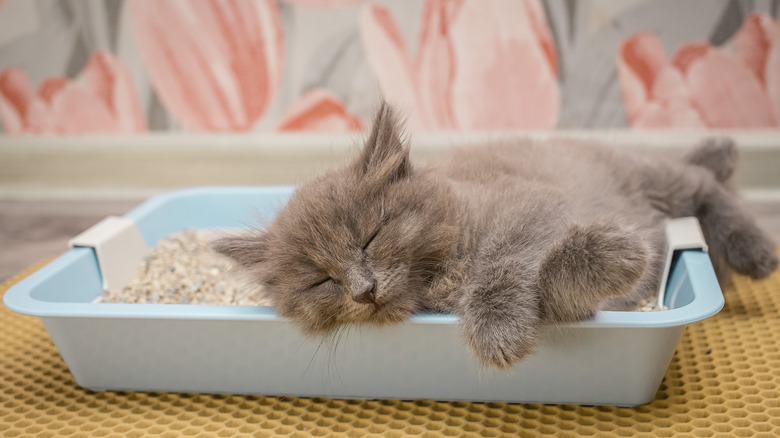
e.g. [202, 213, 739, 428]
[694, 178, 778, 279]
[676, 138, 776, 279]
[537, 222, 649, 322]
[644, 161, 778, 282]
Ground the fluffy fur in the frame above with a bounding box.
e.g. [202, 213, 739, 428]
[214, 103, 778, 369]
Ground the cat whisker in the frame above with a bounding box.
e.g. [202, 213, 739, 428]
[322, 328, 341, 391]
[327, 325, 352, 390]
[303, 334, 329, 379]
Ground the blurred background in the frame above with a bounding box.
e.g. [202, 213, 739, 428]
[1, 0, 780, 280]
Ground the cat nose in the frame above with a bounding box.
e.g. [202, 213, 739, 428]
[352, 279, 377, 305]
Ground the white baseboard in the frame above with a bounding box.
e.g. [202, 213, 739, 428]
[1, 130, 779, 200]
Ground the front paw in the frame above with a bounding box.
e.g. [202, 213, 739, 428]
[726, 227, 779, 279]
[464, 320, 537, 369]
[540, 223, 648, 299]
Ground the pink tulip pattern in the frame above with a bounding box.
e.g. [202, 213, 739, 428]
[129, 0, 284, 132]
[0, 52, 146, 134]
[277, 89, 364, 132]
[618, 13, 780, 129]
[359, 0, 559, 130]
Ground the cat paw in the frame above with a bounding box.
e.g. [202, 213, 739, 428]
[465, 321, 537, 370]
[538, 223, 649, 322]
[685, 136, 737, 183]
[725, 226, 779, 279]
[540, 223, 648, 299]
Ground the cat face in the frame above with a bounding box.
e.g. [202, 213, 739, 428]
[214, 104, 458, 335]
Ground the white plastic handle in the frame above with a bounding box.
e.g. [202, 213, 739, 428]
[69, 216, 148, 292]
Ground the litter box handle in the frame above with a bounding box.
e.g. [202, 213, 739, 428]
[69, 216, 148, 293]
[657, 217, 709, 309]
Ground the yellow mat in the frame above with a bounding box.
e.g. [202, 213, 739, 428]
[2, 253, 780, 438]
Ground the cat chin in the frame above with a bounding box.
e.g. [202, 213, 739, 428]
[332, 302, 412, 327]
[369, 304, 416, 325]
[293, 309, 408, 337]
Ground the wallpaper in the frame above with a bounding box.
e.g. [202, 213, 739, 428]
[0, 0, 778, 134]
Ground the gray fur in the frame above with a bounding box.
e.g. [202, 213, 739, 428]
[214, 103, 778, 369]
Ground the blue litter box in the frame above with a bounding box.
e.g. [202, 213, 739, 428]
[3, 187, 724, 406]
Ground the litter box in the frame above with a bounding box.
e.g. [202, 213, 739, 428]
[4, 186, 724, 407]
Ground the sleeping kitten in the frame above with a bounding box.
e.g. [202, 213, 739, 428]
[214, 102, 778, 369]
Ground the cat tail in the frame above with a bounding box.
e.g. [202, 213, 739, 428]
[683, 136, 737, 184]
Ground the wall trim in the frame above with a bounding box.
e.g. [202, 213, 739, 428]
[1, 131, 779, 200]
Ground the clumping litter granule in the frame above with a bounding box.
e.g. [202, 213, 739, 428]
[638, 297, 665, 312]
[98, 229, 662, 311]
[97, 229, 271, 306]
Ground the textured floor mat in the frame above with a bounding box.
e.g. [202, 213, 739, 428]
[2, 252, 780, 437]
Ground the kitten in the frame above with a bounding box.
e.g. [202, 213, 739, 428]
[214, 102, 778, 369]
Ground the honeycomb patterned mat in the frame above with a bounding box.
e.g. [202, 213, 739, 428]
[2, 254, 780, 438]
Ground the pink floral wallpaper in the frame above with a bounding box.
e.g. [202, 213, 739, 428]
[0, 0, 778, 135]
[618, 14, 780, 129]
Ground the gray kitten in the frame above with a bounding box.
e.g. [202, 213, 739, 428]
[214, 103, 778, 369]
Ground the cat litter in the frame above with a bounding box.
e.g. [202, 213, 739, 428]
[97, 230, 270, 306]
[3, 187, 723, 406]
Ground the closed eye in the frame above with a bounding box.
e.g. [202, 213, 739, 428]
[310, 277, 332, 289]
[362, 227, 381, 251]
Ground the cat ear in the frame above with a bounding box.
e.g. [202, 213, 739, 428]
[357, 101, 412, 183]
[212, 232, 269, 268]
